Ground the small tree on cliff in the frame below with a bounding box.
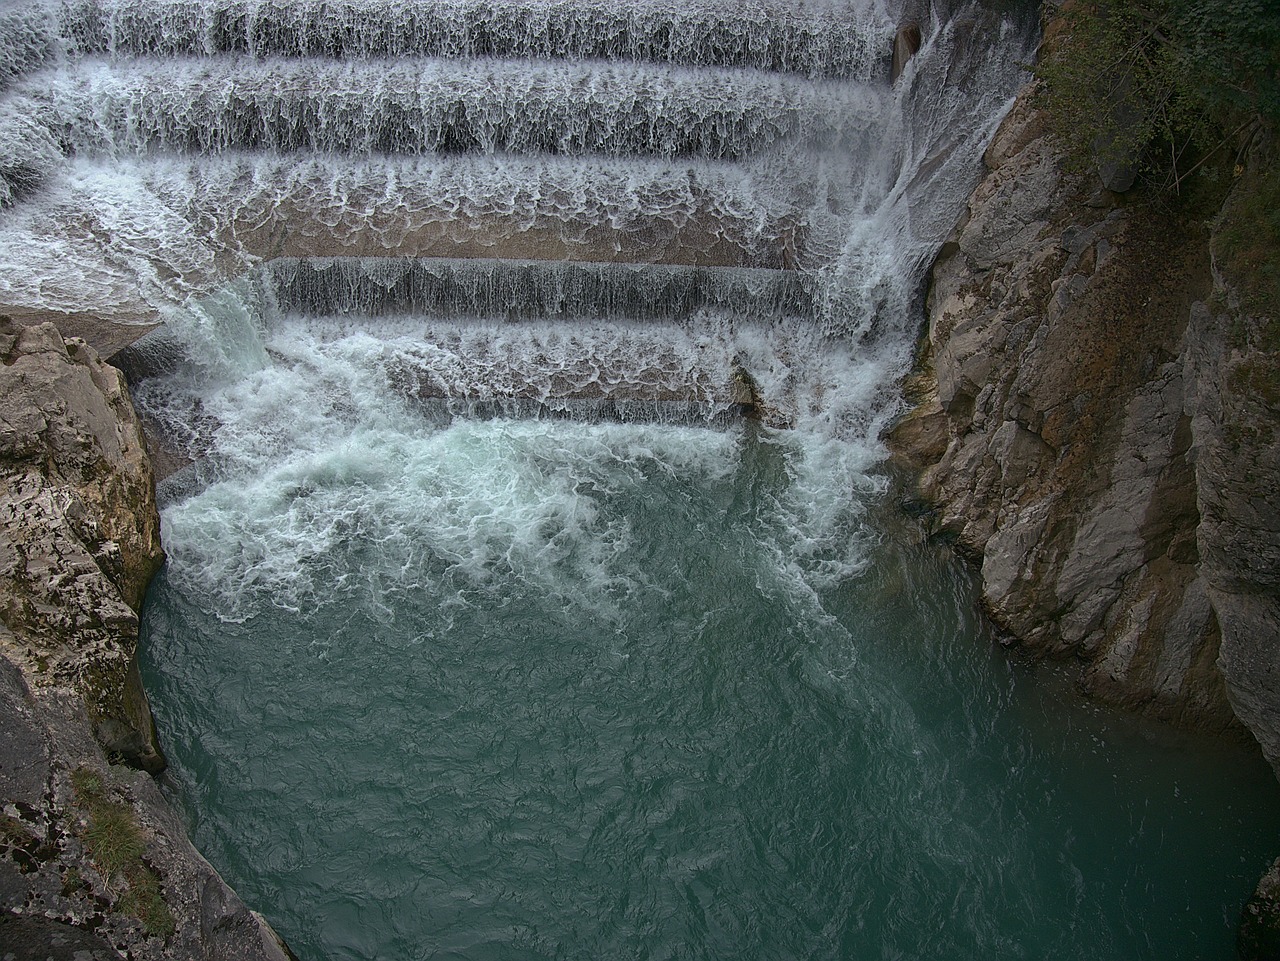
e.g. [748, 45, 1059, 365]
[1035, 0, 1280, 193]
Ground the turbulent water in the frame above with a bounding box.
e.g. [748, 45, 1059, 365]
[142, 476, 1279, 961]
[131, 294, 1278, 961]
[139, 402, 1280, 961]
[4, 0, 1278, 958]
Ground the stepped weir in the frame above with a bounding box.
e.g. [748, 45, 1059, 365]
[22, 5, 1235, 961]
[1, 0, 1030, 441]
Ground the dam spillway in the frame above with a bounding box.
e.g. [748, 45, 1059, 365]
[5, 2, 1278, 960]
[0, 0, 1033, 428]
[0, 0, 1018, 337]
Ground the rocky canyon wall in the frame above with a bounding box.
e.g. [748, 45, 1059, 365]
[889, 84, 1280, 770]
[0, 317, 291, 959]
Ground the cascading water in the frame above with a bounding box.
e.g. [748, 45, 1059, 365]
[3, 1, 1278, 958]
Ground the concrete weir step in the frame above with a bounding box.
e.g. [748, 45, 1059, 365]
[49, 0, 893, 80]
[0, 0, 885, 328]
[117, 256, 808, 481]
[307, 315, 764, 416]
[112, 257, 814, 381]
[7, 55, 883, 161]
[263, 257, 815, 321]
[156, 152, 820, 268]
[0, 151, 820, 331]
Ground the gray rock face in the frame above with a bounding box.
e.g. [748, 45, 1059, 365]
[1186, 297, 1280, 771]
[0, 317, 292, 959]
[0, 913, 120, 960]
[888, 83, 1278, 748]
[0, 656, 295, 960]
[1, 317, 164, 769]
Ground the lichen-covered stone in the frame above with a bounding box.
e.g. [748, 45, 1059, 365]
[0, 656, 294, 961]
[0, 315, 293, 959]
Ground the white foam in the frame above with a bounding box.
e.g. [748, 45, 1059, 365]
[8, 54, 885, 161]
[159, 412, 745, 623]
[136, 289, 901, 619]
[47, 0, 893, 80]
[0, 159, 233, 316]
[4, 0, 1040, 612]
[0, 152, 823, 317]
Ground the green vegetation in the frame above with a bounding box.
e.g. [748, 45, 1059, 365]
[0, 813, 37, 845]
[71, 766, 176, 939]
[1035, 0, 1280, 191]
[82, 800, 146, 875]
[118, 864, 177, 938]
[1036, 0, 1279, 320]
[61, 866, 87, 897]
[1216, 162, 1280, 320]
[69, 765, 104, 799]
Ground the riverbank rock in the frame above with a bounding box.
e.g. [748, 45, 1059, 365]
[887, 84, 1279, 751]
[1, 317, 164, 769]
[0, 316, 293, 959]
[889, 88, 1280, 943]
[1241, 856, 1280, 961]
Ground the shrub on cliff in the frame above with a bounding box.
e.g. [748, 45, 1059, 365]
[1036, 0, 1280, 192]
[71, 766, 176, 939]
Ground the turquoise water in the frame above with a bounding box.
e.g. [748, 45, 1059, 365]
[140, 409, 1280, 961]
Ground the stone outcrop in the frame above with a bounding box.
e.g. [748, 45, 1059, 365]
[1241, 855, 1280, 961]
[0, 656, 294, 960]
[888, 86, 1278, 755]
[0, 317, 292, 959]
[1, 318, 164, 769]
[1188, 224, 1280, 777]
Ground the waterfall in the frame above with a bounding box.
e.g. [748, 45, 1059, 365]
[0, 0, 1036, 450]
[19, 0, 893, 76]
[0, 0, 1043, 641]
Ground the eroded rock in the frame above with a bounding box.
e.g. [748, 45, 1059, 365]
[0, 315, 293, 959]
[888, 79, 1280, 943]
[1186, 296, 1280, 771]
[891, 23, 922, 82]
[886, 84, 1265, 736]
[0, 317, 164, 769]
[1241, 856, 1280, 961]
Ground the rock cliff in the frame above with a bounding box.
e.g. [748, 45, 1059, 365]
[1, 318, 164, 770]
[0, 317, 291, 959]
[888, 87, 1280, 766]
